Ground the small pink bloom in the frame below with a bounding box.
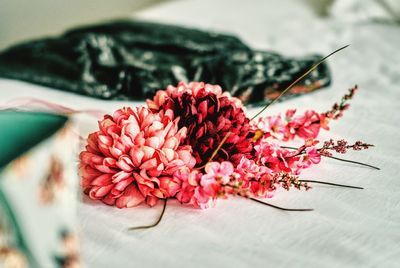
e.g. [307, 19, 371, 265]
[252, 109, 327, 142]
[234, 157, 276, 198]
[175, 168, 215, 209]
[287, 110, 322, 140]
[296, 147, 321, 170]
[204, 161, 234, 184]
[252, 115, 286, 140]
[285, 109, 296, 119]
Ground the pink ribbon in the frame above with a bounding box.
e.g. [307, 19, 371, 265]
[0, 97, 106, 119]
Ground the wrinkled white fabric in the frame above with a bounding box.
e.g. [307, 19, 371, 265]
[330, 0, 400, 23]
[1, 0, 399, 267]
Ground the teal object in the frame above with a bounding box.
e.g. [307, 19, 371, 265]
[0, 110, 78, 268]
[0, 111, 68, 169]
[0, 111, 68, 268]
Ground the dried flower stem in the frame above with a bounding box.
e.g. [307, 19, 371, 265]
[281, 145, 379, 170]
[298, 180, 363, 189]
[320, 139, 374, 154]
[197, 132, 231, 169]
[323, 155, 380, 170]
[249, 198, 313, 211]
[128, 199, 168, 231]
[250, 45, 350, 120]
[323, 85, 358, 120]
[208, 132, 231, 162]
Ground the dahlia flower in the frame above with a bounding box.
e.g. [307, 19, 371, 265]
[147, 82, 254, 166]
[79, 106, 196, 208]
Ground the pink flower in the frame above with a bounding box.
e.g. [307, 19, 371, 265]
[234, 157, 276, 198]
[200, 161, 234, 199]
[252, 115, 286, 140]
[296, 147, 321, 170]
[252, 109, 327, 142]
[254, 140, 308, 174]
[203, 161, 234, 184]
[174, 168, 216, 209]
[290, 110, 322, 140]
[235, 157, 270, 182]
[174, 161, 234, 209]
[248, 173, 276, 198]
[79, 106, 196, 208]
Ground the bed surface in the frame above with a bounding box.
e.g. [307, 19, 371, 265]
[1, 0, 399, 267]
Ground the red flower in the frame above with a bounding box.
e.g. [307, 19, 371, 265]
[147, 82, 254, 166]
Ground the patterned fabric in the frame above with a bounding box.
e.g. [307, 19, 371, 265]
[0, 113, 80, 268]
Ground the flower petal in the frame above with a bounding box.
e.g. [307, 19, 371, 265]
[116, 185, 145, 208]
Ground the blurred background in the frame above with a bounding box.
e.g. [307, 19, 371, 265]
[0, 0, 345, 50]
[0, 0, 169, 50]
[2, 0, 400, 51]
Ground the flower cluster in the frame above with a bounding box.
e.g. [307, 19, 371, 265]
[79, 82, 373, 209]
[251, 85, 358, 143]
[319, 139, 374, 157]
[254, 139, 321, 175]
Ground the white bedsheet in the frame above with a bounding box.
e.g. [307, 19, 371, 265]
[1, 0, 400, 267]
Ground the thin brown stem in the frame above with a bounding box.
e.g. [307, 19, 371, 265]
[298, 180, 363, 189]
[281, 146, 380, 170]
[208, 132, 230, 162]
[249, 198, 313, 211]
[281, 146, 298, 150]
[323, 144, 375, 150]
[324, 155, 380, 170]
[250, 45, 350, 120]
[128, 199, 168, 231]
[197, 132, 231, 170]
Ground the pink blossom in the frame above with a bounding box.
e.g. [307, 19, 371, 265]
[251, 109, 327, 142]
[203, 161, 234, 184]
[174, 161, 235, 209]
[252, 115, 286, 140]
[289, 110, 322, 140]
[174, 168, 216, 209]
[296, 147, 321, 170]
[254, 141, 289, 172]
[234, 157, 276, 198]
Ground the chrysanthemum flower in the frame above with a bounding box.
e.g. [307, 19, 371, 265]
[79, 106, 196, 208]
[147, 82, 254, 166]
